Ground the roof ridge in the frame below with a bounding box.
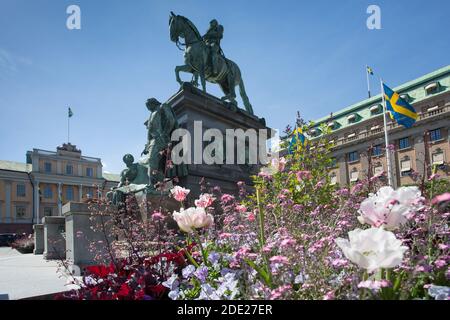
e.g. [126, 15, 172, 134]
[313, 65, 450, 124]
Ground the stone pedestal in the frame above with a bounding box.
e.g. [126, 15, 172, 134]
[131, 191, 179, 218]
[167, 82, 273, 196]
[64, 202, 113, 270]
[33, 224, 44, 255]
[43, 216, 66, 260]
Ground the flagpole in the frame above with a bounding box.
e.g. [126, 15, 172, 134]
[68, 112, 70, 143]
[380, 78, 393, 187]
[366, 65, 371, 98]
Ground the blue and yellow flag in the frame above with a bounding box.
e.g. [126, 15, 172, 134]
[383, 83, 417, 128]
[288, 127, 307, 154]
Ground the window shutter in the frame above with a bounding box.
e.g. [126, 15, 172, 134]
[350, 171, 359, 182]
[400, 160, 411, 172]
[432, 152, 444, 165]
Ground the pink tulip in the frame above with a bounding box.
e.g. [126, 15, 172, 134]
[170, 186, 190, 202]
[432, 192, 450, 205]
[194, 193, 216, 208]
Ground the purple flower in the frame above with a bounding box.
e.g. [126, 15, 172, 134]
[208, 252, 220, 265]
[194, 266, 209, 283]
[182, 265, 196, 278]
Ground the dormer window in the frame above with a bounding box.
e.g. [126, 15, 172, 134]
[327, 121, 338, 130]
[347, 114, 358, 123]
[424, 82, 440, 95]
[370, 104, 382, 115]
[309, 128, 321, 137]
[400, 94, 411, 103]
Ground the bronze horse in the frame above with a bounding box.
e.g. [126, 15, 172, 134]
[169, 12, 254, 115]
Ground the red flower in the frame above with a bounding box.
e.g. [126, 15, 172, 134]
[117, 283, 131, 298]
[148, 284, 167, 298]
[86, 264, 115, 278]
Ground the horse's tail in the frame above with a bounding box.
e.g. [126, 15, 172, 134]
[238, 76, 254, 115]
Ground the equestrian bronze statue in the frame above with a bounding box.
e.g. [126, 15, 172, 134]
[169, 12, 254, 115]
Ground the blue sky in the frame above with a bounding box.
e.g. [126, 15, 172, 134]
[0, 0, 449, 174]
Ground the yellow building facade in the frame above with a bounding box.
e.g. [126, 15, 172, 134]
[0, 143, 119, 234]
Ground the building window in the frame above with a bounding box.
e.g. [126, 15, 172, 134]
[400, 94, 411, 103]
[44, 185, 53, 199]
[370, 104, 382, 115]
[348, 151, 359, 163]
[327, 121, 338, 130]
[330, 157, 337, 168]
[347, 114, 358, 124]
[309, 128, 321, 137]
[372, 144, 383, 157]
[432, 151, 444, 165]
[66, 186, 74, 201]
[399, 137, 410, 150]
[86, 187, 94, 198]
[86, 167, 93, 177]
[44, 207, 53, 217]
[16, 184, 26, 197]
[15, 206, 26, 219]
[424, 82, 439, 95]
[66, 164, 73, 175]
[429, 128, 442, 142]
[330, 174, 337, 185]
[350, 170, 359, 182]
[373, 165, 384, 175]
[44, 162, 52, 173]
[400, 158, 411, 176]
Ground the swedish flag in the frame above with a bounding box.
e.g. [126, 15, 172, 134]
[288, 127, 307, 154]
[367, 66, 374, 75]
[383, 83, 417, 128]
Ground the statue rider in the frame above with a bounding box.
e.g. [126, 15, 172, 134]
[203, 19, 224, 75]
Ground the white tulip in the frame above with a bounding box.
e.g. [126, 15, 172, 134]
[358, 186, 423, 230]
[173, 207, 214, 233]
[335, 228, 407, 273]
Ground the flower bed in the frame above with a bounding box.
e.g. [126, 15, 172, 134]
[57, 124, 450, 300]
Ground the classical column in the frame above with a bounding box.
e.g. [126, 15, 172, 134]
[414, 135, 426, 178]
[5, 180, 12, 223]
[360, 151, 370, 179]
[97, 164, 102, 178]
[337, 155, 348, 185]
[58, 183, 62, 216]
[34, 180, 40, 224]
[79, 184, 83, 202]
